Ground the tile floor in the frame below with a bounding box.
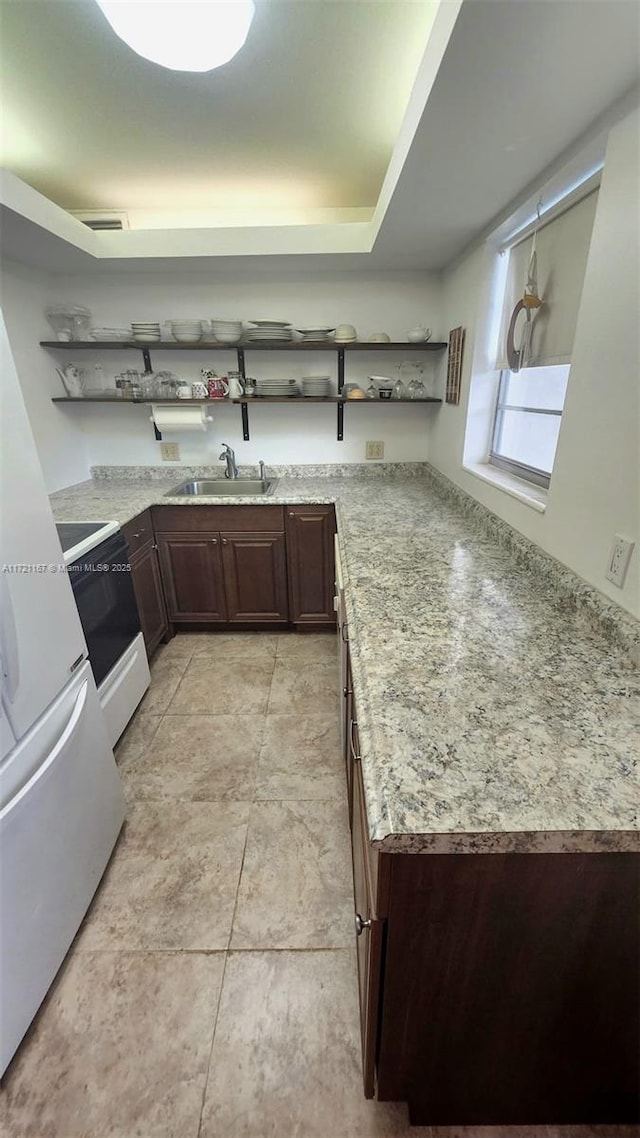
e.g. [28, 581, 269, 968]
[1, 633, 636, 1138]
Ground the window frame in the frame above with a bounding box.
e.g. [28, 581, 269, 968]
[489, 367, 566, 490]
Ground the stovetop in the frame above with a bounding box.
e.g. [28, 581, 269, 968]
[55, 520, 120, 564]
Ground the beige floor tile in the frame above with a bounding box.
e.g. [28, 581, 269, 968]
[190, 632, 280, 659]
[140, 655, 190, 714]
[167, 658, 274, 715]
[76, 801, 249, 950]
[276, 631, 338, 661]
[255, 713, 343, 800]
[268, 659, 339, 716]
[231, 799, 353, 949]
[1, 950, 225, 1138]
[200, 949, 430, 1138]
[122, 714, 264, 801]
[114, 711, 162, 766]
[152, 635, 197, 663]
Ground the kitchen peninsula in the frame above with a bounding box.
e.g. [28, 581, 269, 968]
[51, 462, 639, 1126]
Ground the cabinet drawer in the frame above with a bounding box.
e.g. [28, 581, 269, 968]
[122, 509, 153, 557]
[152, 505, 285, 533]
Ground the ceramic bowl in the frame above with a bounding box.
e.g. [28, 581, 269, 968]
[334, 323, 357, 340]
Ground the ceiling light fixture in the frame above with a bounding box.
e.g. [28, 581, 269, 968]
[95, 0, 255, 72]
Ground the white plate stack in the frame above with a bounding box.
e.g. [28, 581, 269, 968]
[295, 326, 335, 342]
[90, 328, 131, 342]
[246, 321, 292, 342]
[131, 322, 161, 343]
[301, 375, 331, 397]
[255, 378, 299, 398]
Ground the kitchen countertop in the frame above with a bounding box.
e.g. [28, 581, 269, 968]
[51, 465, 640, 855]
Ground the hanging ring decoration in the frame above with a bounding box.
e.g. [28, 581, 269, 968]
[506, 299, 530, 372]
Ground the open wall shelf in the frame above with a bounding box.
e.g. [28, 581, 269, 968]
[43, 339, 446, 440]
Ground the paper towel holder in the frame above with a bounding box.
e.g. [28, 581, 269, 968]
[149, 404, 214, 440]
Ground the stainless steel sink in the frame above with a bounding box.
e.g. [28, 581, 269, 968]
[166, 479, 276, 497]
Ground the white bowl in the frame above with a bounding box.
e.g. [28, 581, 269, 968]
[173, 332, 202, 343]
[369, 333, 391, 343]
[133, 333, 162, 343]
[214, 332, 242, 344]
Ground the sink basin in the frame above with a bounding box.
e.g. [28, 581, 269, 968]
[166, 479, 276, 497]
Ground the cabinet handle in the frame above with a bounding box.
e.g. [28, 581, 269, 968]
[153, 543, 158, 551]
[343, 686, 352, 698]
[288, 512, 295, 518]
[221, 538, 228, 545]
[349, 719, 360, 763]
[131, 532, 141, 539]
[210, 539, 218, 545]
[341, 622, 349, 643]
[355, 913, 371, 936]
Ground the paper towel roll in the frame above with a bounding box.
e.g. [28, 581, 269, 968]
[151, 404, 210, 432]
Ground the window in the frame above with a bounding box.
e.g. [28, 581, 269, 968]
[490, 184, 598, 490]
[490, 363, 570, 488]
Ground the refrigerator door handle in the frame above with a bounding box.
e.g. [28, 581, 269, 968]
[0, 573, 20, 706]
[0, 679, 88, 818]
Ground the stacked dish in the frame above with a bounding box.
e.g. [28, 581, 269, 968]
[170, 320, 203, 343]
[255, 378, 298, 397]
[246, 321, 292, 342]
[211, 318, 243, 344]
[295, 326, 335, 342]
[131, 322, 161, 343]
[90, 327, 130, 342]
[301, 375, 331, 397]
[333, 323, 357, 343]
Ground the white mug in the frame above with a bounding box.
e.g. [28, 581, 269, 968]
[177, 385, 192, 399]
[191, 382, 208, 399]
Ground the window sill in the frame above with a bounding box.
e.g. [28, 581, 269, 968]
[463, 462, 548, 513]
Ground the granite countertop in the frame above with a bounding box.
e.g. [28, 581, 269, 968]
[51, 465, 640, 855]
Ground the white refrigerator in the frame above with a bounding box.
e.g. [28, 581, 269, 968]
[0, 313, 125, 1075]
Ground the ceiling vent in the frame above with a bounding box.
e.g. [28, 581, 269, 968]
[71, 210, 130, 231]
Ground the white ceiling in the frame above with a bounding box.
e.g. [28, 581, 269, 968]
[0, 0, 435, 223]
[0, 0, 638, 273]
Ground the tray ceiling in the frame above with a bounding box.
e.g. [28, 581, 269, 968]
[0, 0, 436, 225]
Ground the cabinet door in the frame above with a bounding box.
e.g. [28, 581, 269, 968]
[220, 531, 289, 622]
[129, 542, 168, 658]
[352, 758, 384, 1099]
[285, 505, 336, 624]
[156, 533, 227, 622]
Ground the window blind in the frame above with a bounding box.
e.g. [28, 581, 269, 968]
[498, 188, 598, 368]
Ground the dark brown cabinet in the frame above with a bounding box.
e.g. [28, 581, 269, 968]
[152, 505, 292, 626]
[286, 505, 336, 626]
[343, 647, 640, 1125]
[157, 533, 227, 622]
[221, 531, 288, 622]
[123, 510, 168, 658]
[351, 724, 384, 1099]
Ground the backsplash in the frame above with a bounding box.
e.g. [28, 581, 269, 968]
[90, 462, 432, 481]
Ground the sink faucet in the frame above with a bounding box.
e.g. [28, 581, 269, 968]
[258, 460, 266, 482]
[219, 443, 239, 480]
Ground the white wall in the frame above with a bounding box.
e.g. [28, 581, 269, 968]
[429, 106, 640, 617]
[28, 269, 442, 469]
[1, 260, 90, 491]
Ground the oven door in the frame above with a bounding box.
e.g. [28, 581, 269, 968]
[69, 532, 141, 689]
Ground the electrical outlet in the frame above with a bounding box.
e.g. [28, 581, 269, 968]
[365, 440, 384, 460]
[160, 442, 180, 461]
[605, 535, 635, 587]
